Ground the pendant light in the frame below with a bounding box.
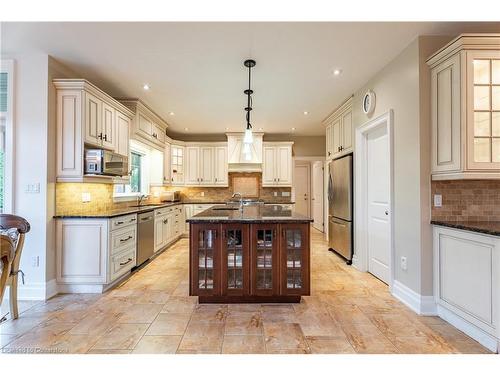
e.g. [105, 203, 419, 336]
[243, 59, 256, 146]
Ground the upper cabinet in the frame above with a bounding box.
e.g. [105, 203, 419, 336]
[185, 143, 228, 187]
[118, 99, 169, 150]
[428, 34, 500, 180]
[324, 97, 353, 160]
[262, 142, 293, 187]
[171, 144, 185, 185]
[54, 79, 134, 182]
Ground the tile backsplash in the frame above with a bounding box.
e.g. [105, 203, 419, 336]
[431, 180, 500, 222]
[55, 173, 292, 216]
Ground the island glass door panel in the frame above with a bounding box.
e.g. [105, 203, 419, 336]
[280, 224, 310, 296]
[250, 224, 279, 296]
[190, 224, 220, 296]
[221, 224, 249, 296]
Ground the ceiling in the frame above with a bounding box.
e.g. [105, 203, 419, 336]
[2, 22, 498, 136]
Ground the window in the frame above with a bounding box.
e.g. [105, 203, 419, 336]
[113, 142, 149, 199]
[0, 60, 14, 213]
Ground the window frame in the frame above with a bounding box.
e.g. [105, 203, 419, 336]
[0, 59, 15, 213]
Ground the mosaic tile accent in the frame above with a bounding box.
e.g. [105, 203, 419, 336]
[431, 180, 500, 222]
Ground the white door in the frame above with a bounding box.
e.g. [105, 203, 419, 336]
[366, 125, 391, 284]
[293, 162, 310, 217]
[312, 161, 324, 232]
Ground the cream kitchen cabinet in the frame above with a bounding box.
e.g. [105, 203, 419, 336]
[214, 146, 228, 185]
[54, 79, 134, 182]
[171, 144, 185, 185]
[262, 142, 293, 187]
[324, 96, 353, 160]
[185, 143, 228, 186]
[56, 213, 137, 293]
[433, 225, 500, 352]
[163, 141, 172, 185]
[150, 148, 165, 187]
[428, 34, 500, 180]
[118, 99, 169, 149]
[154, 206, 184, 252]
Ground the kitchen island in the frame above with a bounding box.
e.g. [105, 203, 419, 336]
[187, 204, 313, 303]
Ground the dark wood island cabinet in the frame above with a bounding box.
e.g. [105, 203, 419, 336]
[187, 205, 312, 303]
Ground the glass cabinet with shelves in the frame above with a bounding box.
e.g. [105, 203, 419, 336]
[190, 224, 219, 296]
[251, 224, 279, 296]
[280, 224, 310, 295]
[221, 225, 249, 296]
[428, 34, 500, 179]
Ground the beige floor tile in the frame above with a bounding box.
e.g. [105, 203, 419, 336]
[0, 315, 48, 336]
[132, 335, 182, 354]
[367, 313, 430, 341]
[160, 296, 197, 314]
[177, 321, 224, 354]
[221, 335, 266, 354]
[227, 304, 262, 313]
[390, 336, 455, 354]
[306, 336, 355, 354]
[49, 334, 101, 354]
[91, 323, 148, 350]
[341, 324, 399, 354]
[69, 311, 119, 336]
[145, 313, 191, 336]
[327, 304, 372, 325]
[117, 304, 163, 324]
[263, 322, 309, 352]
[450, 339, 493, 354]
[190, 304, 228, 323]
[296, 309, 346, 337]
[135, 291, 171, 304]
[5, 320, 75, 350]
[87, 349, 132, 354]
[262, 305, 298, 323]
[225, 311, 263, 335]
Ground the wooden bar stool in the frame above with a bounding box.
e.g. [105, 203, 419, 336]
[0, 214, 31, 320]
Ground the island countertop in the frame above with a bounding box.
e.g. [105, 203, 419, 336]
[186, 204, 312, 223]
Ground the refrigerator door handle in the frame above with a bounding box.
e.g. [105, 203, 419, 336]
[328, 174, 333, 203]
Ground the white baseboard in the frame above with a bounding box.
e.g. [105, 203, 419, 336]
[437, 305, 499, 353]
[391, 280, 437, 316]
[13, 282, 48, 301]
[351, 254, 362, 271]
[45, 279, 58, 299]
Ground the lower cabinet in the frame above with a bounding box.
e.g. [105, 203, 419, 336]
[433, 226, 500, 352]
[189, 222, 310, 302]
[154, 205, 184, 252]
[56, 214, 137, 292]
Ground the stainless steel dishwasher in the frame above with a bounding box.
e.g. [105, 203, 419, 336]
[136, 211, 154, 266]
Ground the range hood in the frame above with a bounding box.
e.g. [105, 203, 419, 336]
[226, 132, 264, 172]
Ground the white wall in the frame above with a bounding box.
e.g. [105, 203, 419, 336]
[352, 36, 451, 297]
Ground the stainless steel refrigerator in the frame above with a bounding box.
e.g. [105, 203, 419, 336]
[328, 154, 353, 264]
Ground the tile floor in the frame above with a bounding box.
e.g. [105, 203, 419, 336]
[0, 229, 493, 354]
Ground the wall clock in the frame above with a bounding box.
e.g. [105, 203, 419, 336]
[362, 90, 376, 116]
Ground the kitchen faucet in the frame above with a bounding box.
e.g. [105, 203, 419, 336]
[137, 194, 147, 207]
[231, 192, 243, 211]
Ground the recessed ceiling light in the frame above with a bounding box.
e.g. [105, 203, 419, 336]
[225, 127, 230, 131]
[291, 127, 296, 131]
[184, 127, 188, 131]
[143, 84, 150, 90]
[303, 111, 309, 115]
[169, 111, 175, 116]
[333, 69, 342, 76]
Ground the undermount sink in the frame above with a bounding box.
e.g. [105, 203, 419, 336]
[212, 207, 240, 211]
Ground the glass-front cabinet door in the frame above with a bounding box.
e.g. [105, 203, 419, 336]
[467, 51, 500, 169]
[221, 225, 249, 296]
[190, 224, 220, 296]
[280, 224, 310, 296]
[250, 224, 278, 296]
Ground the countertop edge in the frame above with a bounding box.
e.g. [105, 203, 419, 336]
[431, 220, 500, 237]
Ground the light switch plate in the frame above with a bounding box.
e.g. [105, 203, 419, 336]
[82, 192, 91, 203]
[200, 191, 205, 197]
[274, 192, 278, 197]
[400, 256, 407, 271]
[434, 194, 442, 207]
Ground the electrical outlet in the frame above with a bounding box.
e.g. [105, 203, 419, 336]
[434, 194, 442, 207]
[25, 183, 41, 194]
[200, 191, 205, 197]
[400, 256, 407, 271]
[32, 256, 39, 268]
[82, 192, 91, 203]
[274, 192, 278, 197]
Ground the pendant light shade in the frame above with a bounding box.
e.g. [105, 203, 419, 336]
[244, 127, 253, 144]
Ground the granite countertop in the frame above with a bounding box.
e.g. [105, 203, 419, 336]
[186, 204, 312, 223]
[54, 200, 296, 219]
[431, 220, 500, 237]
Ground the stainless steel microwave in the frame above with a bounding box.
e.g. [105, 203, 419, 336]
[85, 149, 128, 177]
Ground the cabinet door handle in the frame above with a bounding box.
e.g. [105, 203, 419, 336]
[103, 134, 108, 141]
[119, 258, 133, 266]
[328, 151, 331, 156]
[115, 221, 124, 225]
[130, 218, 136, 222]
[98, 132, 103, 140]
[120, 235, 133, 243]
[163, 219, 168, 224]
